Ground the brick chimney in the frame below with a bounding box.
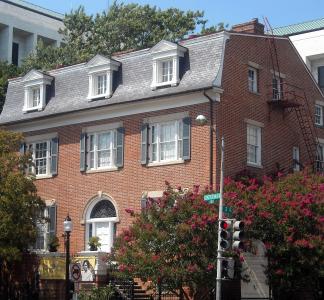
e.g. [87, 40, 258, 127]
[231, 18, 265, 35]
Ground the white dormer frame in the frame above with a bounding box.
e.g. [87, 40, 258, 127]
[22, 70, 53, 113]
[150, 40, 187, 90]
[86, 54, 121, 101]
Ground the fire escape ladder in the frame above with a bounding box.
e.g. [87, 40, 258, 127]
[292, 91, 319, 168]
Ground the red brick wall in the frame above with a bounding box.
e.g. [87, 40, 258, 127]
[217, 34, 324, 178]
[25, 33, 324, 253]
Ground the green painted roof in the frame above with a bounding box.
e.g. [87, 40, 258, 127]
[272, 18, 324, 36]
[3, 0, 64, 21]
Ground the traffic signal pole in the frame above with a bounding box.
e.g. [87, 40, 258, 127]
[216, 137, 225, 300]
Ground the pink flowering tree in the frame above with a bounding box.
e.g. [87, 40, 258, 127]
[224, 170, 324, 299]
[112, 182, 242, 298]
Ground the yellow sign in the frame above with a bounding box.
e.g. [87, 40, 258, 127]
[39, 256, 66, 280]
[39, 255, 97, 281]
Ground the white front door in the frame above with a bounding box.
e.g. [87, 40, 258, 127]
[95, 222, 110, 252]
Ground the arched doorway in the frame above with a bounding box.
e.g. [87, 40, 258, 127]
[85, 196, 118, 252]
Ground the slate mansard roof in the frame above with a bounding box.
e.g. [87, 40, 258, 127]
[0, 32, 227, 125]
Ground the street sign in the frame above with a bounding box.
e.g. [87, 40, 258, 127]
[223, 206, 233, 214]
[204, 193, 221, 202]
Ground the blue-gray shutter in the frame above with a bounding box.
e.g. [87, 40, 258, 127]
[50, 137, 58, 176]
[115, 127, 124, 167]
[48, 205, 56, 238]
[182, 117, 191, 160]
[141, 124, 148, 165]
[80, 133, 86, 171]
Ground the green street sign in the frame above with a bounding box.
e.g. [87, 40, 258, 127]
[204, 193, 221, 202]
[223, 206, 233, 214]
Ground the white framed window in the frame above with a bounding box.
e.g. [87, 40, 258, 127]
[23, 134, 58, 179]
[248, 67, 258, 93]
[86, 55, 120, 100]
[28, 141, 51, 176]
[315, 105, 323, 126]
[149, 120, 183, 163]
[247, 124, 262, 166]
[272, 76, 283, 100]
[80, 123, 124, 172]
[292, 146, 300, 172]
[88, 130, 116, 170]
[150, 40, 187, 90]
[22, 70, 52, 112]
[34, 204, 56, 251]
[316, 144, 324, 173]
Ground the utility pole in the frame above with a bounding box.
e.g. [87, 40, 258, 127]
[216, 137, 225, 300]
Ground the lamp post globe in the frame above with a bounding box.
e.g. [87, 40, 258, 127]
[64, 215, 73, 233]
[195, 114, 208, 126]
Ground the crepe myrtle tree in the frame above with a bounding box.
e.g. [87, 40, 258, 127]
[223, 170, 324, 299]
[111, 182, 244, 299]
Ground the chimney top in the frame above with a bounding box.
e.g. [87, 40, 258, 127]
[231, 18, 265, 35]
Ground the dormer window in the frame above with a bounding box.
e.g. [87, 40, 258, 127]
[150, 40, 187, 90]
[22, 70, 53, 112]
[86, 54, 121, 101]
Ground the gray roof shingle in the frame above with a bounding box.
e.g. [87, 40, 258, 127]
[0, 32, 226, 125]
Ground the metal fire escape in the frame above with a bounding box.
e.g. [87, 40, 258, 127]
[264, 17, 320, 170]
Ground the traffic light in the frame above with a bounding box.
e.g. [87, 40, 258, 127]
[221, 257, 235, 279]
[220, 220, 231, 250]
[232, 220, 244, 250]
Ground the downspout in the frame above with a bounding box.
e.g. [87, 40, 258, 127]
[203, 90, 215, 187]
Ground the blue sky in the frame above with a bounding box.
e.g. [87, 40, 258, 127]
[30, 0, 324, 29]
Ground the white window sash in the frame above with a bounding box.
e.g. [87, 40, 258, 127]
[28, 140, 51, 176]
[149, 120, 182, 163]
[315, 105, 323, 126]
[87, 131, 115, 170]
[247, 125, 261, 166]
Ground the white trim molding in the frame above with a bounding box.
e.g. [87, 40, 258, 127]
[8, 91, 208, 133]
[244, 118, 265, 128]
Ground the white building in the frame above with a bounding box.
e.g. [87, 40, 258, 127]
[273, 18, 324, 92]
[0, 0, 63, 66]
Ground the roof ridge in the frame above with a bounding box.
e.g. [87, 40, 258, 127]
[2, 0, 64, 19]
[274, 17, 324, 30]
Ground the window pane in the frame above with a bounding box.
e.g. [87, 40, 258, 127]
[162, 60, 173, 82]
[98, 150, 111, 167]
[32, 88, 40, 107]
[318, 66, 324, 88]
[248, 69, 256, 92]
[98, 133, 110, 150]
[97, 74, 107, 95]
[315, 105, 323, 125]
[35, 142, 48, 175]
[160, 123, 176, 161]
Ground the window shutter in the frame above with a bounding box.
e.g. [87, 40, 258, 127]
[182, 117, 191, 160]
[141, 124, 148, 165]
[80, 133, 87, 171]
[48, 205, 56, 238]
[115, 127, 124, 167]
[50, 137, 58, 176]
[318, 66, 324, 88]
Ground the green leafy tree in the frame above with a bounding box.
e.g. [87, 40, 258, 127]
[0, 130, 45, 297]
[0, 62, 20, 112]
[112, 182, 242, 299]
[224, 171, 324, 299]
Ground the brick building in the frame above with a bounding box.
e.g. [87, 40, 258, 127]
[0, 19, 323, 260]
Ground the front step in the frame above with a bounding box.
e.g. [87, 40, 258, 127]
[115, 281, 151, 300]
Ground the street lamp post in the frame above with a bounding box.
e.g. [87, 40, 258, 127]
[64, 215, 73, 300]
[195, 115, 225, 300]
